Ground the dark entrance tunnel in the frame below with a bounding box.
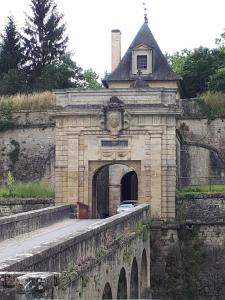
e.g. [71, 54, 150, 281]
[102, 282, 112, 299]
[92, 165, 138, 218]
[93, 166, 110, 219]
[121, 171, 138, 202]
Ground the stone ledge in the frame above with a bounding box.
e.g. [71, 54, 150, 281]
[0, 205, 74, 242]
[0, 198, 54, 205]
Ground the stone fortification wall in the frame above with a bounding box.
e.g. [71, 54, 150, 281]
[0, 198, 54, 217]
[177, 99, 225, 183]
[176, 194, 225, 223]
[0, 110, 55, 185]
[151, 195, 225, 299]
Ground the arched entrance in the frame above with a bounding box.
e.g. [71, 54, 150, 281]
[140, 249, 148, 298]
[92, 166, 110, 218]
[130, 257, 139, 299]
[92, 162, 140, 218]
[102, 282, 112, 299]
[121, 171, 138, 202]
[117, 268, 127, 299]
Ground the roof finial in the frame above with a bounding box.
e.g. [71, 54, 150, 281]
[142, 2, 148, 23]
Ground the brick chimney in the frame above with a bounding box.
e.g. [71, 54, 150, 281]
[111, 29, 121, 72]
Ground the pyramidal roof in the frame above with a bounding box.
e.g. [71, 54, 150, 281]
[103, 21, 180, 86]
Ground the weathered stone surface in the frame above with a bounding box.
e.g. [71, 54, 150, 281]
[0, 205, 151, 299]
[0, 111, 55, 184]
[176, 194, 225, 223]
[0, 204, 72, 241]
[54, 89, 180, 220]
[0, 198, 54, 217]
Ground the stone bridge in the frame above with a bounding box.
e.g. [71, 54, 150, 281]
[0, 204, 150, 299]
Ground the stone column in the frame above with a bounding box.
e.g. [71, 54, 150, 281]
[150, 133, 162, 217]
[67, 132, 79, 203]
[55, 122, 68, 203]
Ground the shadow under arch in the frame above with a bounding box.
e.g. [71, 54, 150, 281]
[121, 170, 138, 202]
[117, 267, 127, 299]
[102, 282, 112, 299]
[140, 249, 148, 299]
[130, 257, 139, 299]
[92, 162, 139, 218]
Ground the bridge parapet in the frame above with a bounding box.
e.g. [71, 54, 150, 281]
[0, 205, 151, 299]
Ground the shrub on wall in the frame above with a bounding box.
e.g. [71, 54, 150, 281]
[197, 92, 225, 119]
[0, 98, 14, 130]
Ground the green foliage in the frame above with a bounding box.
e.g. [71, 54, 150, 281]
[167, 40, 225, 97]
[82, 68, 102, 89]
[0, 180, 55, 198]
[0, 98, 14, 130]
[6, 171, 15, 197]
[165, 49, 191, 75]
[0, 16, 23, 76]
[23, 0, 68, 81]
[177, 183, 225, 198]
[208, 67, 225, 93]
[197, 92, 225, 119]
[0, 2, 101, 95]
[0, 69, 28, 95]
[215, 29, 225, 48]
[32, 54, 84, 91]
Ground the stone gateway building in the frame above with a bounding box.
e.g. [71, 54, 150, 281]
[54, 18, 181, 219]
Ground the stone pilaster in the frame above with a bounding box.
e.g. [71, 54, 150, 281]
[150, 133, 162, 217]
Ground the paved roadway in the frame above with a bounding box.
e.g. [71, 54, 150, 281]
[0, 219, 98, 263]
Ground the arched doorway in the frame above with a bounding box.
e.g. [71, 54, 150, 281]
[92, 163, 139, 218]
[117, 268, 127, 299]
[92, 166, 110, 218]
[130, 257, 139, 299]
[121, 171, 138, 202]
[140, 249, 147, 298]
[102, 282, 112, 299]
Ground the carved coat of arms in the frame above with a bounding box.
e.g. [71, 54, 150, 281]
[99, 96, 130, 137]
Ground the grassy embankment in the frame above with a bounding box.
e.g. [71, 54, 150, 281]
[0, 91, 55, 111]
[0, 180, 54, 199]
[177, 184, 225, 198]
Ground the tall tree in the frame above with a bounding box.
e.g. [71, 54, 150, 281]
[32, 54, 85, 91]
[0, 16, 23, 76]
[23, 0, 68, 81]
[167, 47, 225, 98]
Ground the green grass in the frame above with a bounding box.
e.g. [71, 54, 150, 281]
[0, 181, 55, 198]
[177, 184, 225, 198]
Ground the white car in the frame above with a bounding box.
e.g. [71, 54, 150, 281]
[116, 203, 136, 214]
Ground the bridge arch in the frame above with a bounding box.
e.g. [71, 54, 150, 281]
[90, 161, 141, 218]
[102, 282, 112, 299]
[140, 248, 148, 298]
[117, 267, 127, 299]
[130, 257, 139, 299]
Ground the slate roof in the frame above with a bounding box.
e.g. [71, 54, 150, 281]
[103, 21, 181, 87]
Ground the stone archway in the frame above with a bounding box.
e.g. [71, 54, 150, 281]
[102, 282, 112, 299]
[130, 257, 139, 299]
[54, 89, 179, 219]
[90, 161, 141, 218]
[140, 249, 148, 298]
[117, 267, 127, 299]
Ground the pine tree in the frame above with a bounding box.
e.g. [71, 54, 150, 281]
[23, 0, 68, 81]
[0, 16, 23, 76]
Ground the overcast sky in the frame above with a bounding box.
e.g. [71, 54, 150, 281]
[0, 0, 225, 78]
